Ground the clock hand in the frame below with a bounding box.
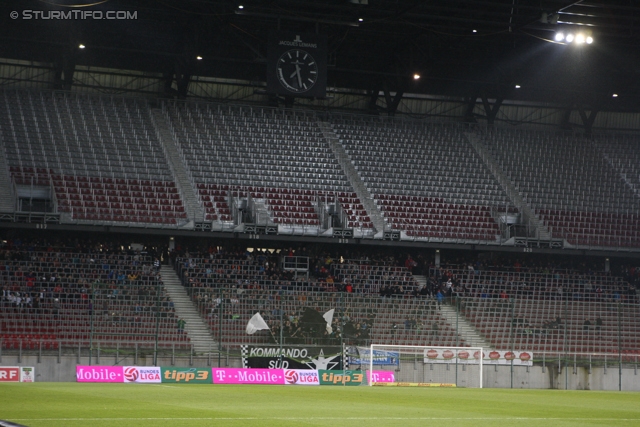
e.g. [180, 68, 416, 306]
[295, 64, 303, 88]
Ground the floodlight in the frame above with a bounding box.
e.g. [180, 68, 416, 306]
[78, 44, 86, 49]
[413, 74, 421, 80]
[514, 85, 521, 89]
[554, 32, 565, 42]
[238, 5, 244, 9]
[358, 18, 363, 22]
[473, 29, 477, 33]
[575, 34, 585, 44]
[612, 94, 619, 98]
[586, 36, 593, 44]
[565, 33, 574, 43]
[196, 56, 203, 60]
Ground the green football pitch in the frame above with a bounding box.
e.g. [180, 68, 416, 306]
[1, 384, 639, 427]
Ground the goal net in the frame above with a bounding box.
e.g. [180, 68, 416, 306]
[350, 345, 483, 388]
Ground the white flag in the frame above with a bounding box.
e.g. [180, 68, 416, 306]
[323, 309, 335, 334]
[246, 312, 270, 335]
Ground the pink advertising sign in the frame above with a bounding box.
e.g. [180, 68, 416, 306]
[368, 371, 395, 383]
[76, 365, 124, 383]
[211, 368, 285, 385]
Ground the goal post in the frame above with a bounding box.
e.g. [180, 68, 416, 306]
[363, 344, 483, 388]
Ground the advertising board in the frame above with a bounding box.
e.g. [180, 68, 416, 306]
[76, 366, 124, 383]
[161, 367, 212, 384]
[212, 368, 285, 385]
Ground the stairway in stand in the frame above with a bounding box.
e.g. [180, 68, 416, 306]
[413, 274, 492, 349]
[439, 304, 493, 349]
[160, 265, 217, 354]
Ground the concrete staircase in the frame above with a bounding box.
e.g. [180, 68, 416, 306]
[0, 136, 15, 212]
[439, 304, 493, 349]
[160, 265, 217, 355]
[465, 131, 550, 240]
[591, 139, 640, 199]
[317, 120, 386, 234]
[413, 275, 492, 349]
[150, 108, 204, 225]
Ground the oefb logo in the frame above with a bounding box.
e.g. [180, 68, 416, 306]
[124, 367, 139, 382]
[284, 370, 298, 384]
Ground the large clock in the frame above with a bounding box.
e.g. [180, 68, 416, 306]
[276, 49, 318, 94]
[267, 32, 327, 98]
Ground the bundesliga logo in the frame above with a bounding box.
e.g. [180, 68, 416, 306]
[284, 370, 299, 384]
[124, 367, 139, 382]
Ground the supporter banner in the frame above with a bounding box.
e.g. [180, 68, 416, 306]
[241, 345, 342, 370]
[162, 367, 212, 384]
[123, 366, 161, 383]
[20, 367, 35, 382]
[76, 366, 124, 383]
[349, 347, 399, 366]
[212, 368, 285, 385]
[423, 349, 533, 366]
[0, 367, 21, 382]
[283, 369, 320, 386]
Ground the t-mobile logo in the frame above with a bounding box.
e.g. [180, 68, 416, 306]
[215, 370, 226, 382]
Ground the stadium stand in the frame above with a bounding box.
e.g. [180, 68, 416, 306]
[162, 102, 367, 231]
[0, 245, 189, 351]
[0, 231, 638, 361]
[329, 116, 513, 241]
[2, 90, 639, 250]
[0, 91, 186, 226]
[439, 262, 640, 356]
[479, 128, 640, 247]
[174, 252, 468, 348]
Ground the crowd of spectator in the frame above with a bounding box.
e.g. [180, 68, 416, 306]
[2, 232, 638, 351]
[0, 235, 181, 346]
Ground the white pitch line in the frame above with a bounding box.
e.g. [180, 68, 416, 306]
[9, 417, 640, 421]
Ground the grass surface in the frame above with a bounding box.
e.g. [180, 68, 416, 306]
[1, 383, 639, 427]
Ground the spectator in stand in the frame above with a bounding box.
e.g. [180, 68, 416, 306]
[436, 290, 444, 309]
[595, 316, 602, 334]
[405, 255, 417, 273]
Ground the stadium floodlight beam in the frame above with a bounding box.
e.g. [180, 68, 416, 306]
[575, 33, 585, 44]
[586, 36, 593, 44]
[565, 33, 575, 43]
[554, 32, 565, 42]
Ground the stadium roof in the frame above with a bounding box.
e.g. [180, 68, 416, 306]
[2, 1, 640, 110]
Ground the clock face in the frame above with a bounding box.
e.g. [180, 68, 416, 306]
[276, 49, 318, 94]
